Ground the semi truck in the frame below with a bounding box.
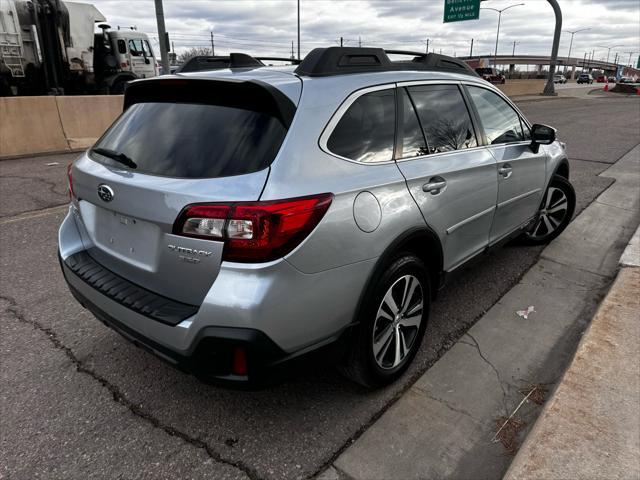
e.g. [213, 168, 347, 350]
[0, 0, 158, 96]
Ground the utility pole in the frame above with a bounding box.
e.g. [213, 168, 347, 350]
[297, 0, 300, 59]
[470, 38, 473, 57]
[340, 36, 343, 47]
[210, 31, 215, 56]
[358, 36, 362, 48]
[581, 51, 586, 72]
[512, 41, 519, 55]
[290, 41, 295, 59]
[426, 38, 429, 54]
[613, 52, 618, 65]
[625, 51, 636, 67]
[153, 0, 170, 74]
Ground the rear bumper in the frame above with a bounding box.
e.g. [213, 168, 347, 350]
[60, 255, 351, 386]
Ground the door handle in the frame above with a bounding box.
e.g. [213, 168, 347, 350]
[422, 177, 447, 195]
[498, 164, 513, 178]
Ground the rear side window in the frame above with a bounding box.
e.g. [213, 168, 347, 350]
[400, 88, 428, 158]
[117, 39, 126, 54]
[408, 85, 477, 154]
[466, 86, 524, 144]
[91, 102, 287, 178]
[327, 89, 395, 163]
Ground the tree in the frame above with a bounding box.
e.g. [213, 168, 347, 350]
[177, 47, 212, 64]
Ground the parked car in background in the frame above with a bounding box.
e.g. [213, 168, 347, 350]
[577, 73, 593, 84]
[474, 67, 506, 84]
[596, 75, 607, 83]
[59, 48, 575, 388]
[607, 76, 615, 83]
[553, 74, 567, 84]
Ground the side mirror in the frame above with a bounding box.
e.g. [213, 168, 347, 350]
[530, 124, 556, 153]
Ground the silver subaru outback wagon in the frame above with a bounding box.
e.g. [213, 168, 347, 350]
[59, 48, 575, 388]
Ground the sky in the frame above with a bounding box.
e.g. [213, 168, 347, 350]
[80, 0, 639, 65]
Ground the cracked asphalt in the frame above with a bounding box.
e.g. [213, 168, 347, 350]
[1, 95, 638, 480]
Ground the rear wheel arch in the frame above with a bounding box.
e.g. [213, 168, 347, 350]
[354, 227, 443, 325]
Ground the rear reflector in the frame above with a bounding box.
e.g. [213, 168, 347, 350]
[232, 347, 248, 376]
[173, 193, 333, 262]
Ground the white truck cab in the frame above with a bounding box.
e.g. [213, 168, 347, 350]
[109, 29, 158, 80]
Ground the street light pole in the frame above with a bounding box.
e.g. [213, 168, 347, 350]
[563, 27, 590, 74]
[481, 4, 525, 68]
[598, 44, 623, 65]
[542, 0, 562, 96]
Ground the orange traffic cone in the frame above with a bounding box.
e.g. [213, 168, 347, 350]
[603, 83, 609, 92]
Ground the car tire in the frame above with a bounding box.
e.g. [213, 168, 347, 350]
[339, 254, 430, 388]
[519, 175, 576, 245]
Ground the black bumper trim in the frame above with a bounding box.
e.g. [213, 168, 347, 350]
[64, 250, 198, 326]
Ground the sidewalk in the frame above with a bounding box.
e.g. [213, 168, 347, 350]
[505, 226, 640, 479]
[322, 145, 640, 480]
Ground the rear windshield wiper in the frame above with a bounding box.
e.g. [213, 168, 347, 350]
[91, 147, 137, 169]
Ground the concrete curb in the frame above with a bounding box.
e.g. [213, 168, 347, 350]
[504, 225, 640, 480]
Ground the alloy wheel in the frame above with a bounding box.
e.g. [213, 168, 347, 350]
[529, 186, 569, 239]
[372, 275, 424, 370]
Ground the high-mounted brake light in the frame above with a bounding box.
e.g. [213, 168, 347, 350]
[67, 164, 74, 200]
[173, 194, 333, 263]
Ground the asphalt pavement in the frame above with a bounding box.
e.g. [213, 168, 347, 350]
[1, 94, 639, 480]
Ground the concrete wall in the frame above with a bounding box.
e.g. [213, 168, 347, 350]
[497, 79, 546, 97]
[0, 95, 123, 158]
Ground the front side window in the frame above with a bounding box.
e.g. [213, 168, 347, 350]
[327, 89, 395, 163]
[128, 39, 144, 57]
[408, 85, 477, 154]
[143, 40, 153, 57]
[467, 86, 524, 144]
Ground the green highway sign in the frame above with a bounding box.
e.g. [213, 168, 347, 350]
[443, 0, 480, 23]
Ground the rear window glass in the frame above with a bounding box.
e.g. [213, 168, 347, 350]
[327, 89, 395, 163]
[91, 102, 287, 178]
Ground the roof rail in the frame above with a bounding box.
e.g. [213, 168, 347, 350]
[294, 47, 478, 78]
[256, 57, 302, 65]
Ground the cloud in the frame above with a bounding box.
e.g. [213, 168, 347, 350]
[80, 0, 640, 61]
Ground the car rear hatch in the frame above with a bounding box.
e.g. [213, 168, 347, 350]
[69, 76, 299, 307]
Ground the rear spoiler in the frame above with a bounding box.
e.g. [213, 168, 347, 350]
[123, 77, 296, 128]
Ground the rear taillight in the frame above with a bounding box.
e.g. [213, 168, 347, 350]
[67, 164, 74, 200]
[173, 194, 333, 263]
